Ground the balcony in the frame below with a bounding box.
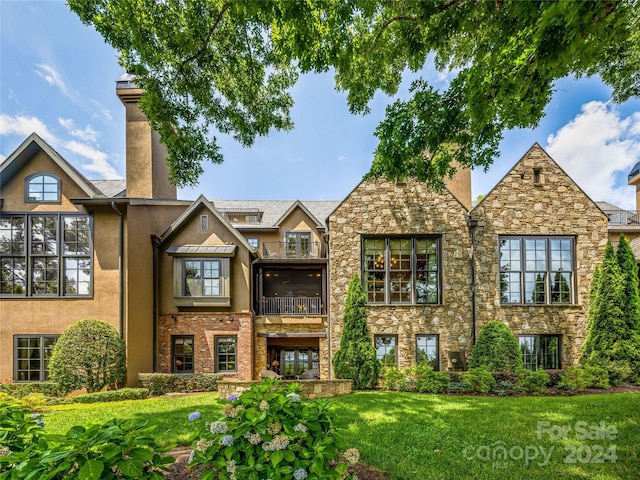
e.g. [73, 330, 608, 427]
[603, 210, 640, 225]
[260, 296, 323, 315]
[262, 241, 322, 259]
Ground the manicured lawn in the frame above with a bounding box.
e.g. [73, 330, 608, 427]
[42, 391, 640, 479]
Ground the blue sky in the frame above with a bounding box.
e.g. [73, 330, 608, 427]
[2, 1, 640, 209]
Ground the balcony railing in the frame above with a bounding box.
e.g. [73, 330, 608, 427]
[603, 210, 640, 225]
[261, 297, 322, 315]
[262, 241, 322, 259]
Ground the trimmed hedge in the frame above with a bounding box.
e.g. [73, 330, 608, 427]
[138, 373, 221, 395]
[71, 388, 150, 404]
[0, 382, 63, 398]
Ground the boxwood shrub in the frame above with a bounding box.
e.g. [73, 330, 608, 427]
[138, 373, 221, 395]
[71, 388, 150, 404]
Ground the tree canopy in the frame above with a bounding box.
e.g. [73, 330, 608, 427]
[68, 0, 639, 188]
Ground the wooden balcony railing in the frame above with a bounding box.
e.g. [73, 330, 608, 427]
[603, 210, 640, 225]
[261, 297, 322, 315]
[262, 241, 322, 259]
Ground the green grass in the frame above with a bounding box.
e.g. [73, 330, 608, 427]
[42, 392, 640, 480]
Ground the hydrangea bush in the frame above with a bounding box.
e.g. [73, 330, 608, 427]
[188, 379, 359, 480]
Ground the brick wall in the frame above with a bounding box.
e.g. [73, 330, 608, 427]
[158, 312, 253, 379]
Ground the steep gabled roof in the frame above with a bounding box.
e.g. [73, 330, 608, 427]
[274, 200, 324, 228]
[158, 194, 256, 253]
[0, 133, 102, 197]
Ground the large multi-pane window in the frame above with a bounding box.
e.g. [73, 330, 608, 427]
[215, 336, 237, 373]
[363, 237, 439, 304]
[14, 335, 59, 381]
[499, 237, 574, 304]
[0, 214, 92, 296]
[25, 174, 60, 202]
[285, 231, 311, 257]
[184, 259, 221, 296]
[172, 336, 194, 373]
[519, 335, 561, 370]
[375, 335, 397, 366]
[416, 334, 439, 370]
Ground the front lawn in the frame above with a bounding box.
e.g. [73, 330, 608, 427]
[42, 391, 640, 479]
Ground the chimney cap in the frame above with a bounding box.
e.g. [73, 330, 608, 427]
[116, 72, 137, 90]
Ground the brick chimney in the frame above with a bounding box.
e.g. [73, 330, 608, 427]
[116, 73, 176, 199]
[628, 162, 640, 211]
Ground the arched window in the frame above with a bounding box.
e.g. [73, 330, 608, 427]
[25, 173, 60, 202]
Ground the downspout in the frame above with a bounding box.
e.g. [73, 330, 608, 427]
[151, 236, 160, 372]
[250, 253, 259, 380]
[111, 202, 125, 339]
[467, 215, 479, 345]
[324, 232, 332, 379]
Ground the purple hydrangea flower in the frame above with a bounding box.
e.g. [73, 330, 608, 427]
[188, 411, 201, 421]
[220, 435, 235, 447]
[293, 468, 308, 480]
[287, 393, 301, 403]
[226, 394, 238, 402]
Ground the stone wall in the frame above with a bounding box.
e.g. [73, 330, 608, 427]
[472, 144, 608, 366]
[329, 179, 472, 372]
[218, 379, 352, 399]
[158, 312, 253, 379]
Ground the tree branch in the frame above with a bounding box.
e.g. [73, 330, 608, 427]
[180, 2, 232, 72]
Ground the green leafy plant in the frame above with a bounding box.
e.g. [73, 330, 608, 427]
[469, 321, 523, 372]
[379, 366, 403, 391]
[71, 388, 149, 404]
[381, 363, 450, 394]
[49, 319, 126, 394]
[516, 368, 550, 395]
[138, 373, 221, 395]
[0, 401, 175, 479]
[189, 379, 359, 479]
[462, 367, 496, 394]
[332, 274, 380, 390]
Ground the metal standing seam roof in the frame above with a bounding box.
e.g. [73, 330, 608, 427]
[166, 245, 237, 256]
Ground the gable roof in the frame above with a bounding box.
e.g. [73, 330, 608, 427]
[158, 194, 257, 253]
[212, 199, 340, 230]
[91, 179, 127, 197]
[0, 133, 102, 198]
[472, 143, 605, 215]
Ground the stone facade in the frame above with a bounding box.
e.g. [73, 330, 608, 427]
[328, 144, 608, 373]
[329, 179, 472, 372]
[158, 313, 253, 380]
[472, 144, 608, 366]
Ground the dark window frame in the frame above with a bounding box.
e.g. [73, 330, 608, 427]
[13, 334, 59, 382]
[416, 334, 439, 370]
[375, 334, 398, 366]
[171, 335, 194, 374]
[362, 236, 441, 305]
[247, 237, 259, 249]
[1, 213, 93, 297]
[285, 231, 312, 257]
[183, 258, 223, 297]
[215, 335, 237, 373]
[24, 173, 61, 203]
[499, 236, 575, 305]
[519, 334, 562, 371]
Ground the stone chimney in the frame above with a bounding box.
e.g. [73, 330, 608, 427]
[444, 161, 472, 211]
[628, 162, 640, 211]
[116, 73, 176, 199]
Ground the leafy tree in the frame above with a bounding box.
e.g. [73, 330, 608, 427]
[469, 321, 523, 372]
[332, 274, 380, 389]
[583, 241, 640, 380]
[49, 319, 126, 394]
[68, 1, 639, 188]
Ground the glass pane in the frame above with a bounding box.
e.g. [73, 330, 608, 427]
[375, 336, 397, 366]
[551, 272, 572, 303]
[416, 335, 438, 369]
[519, 336, 537, 371]
[184, 261, 202, 296]
[525, 272, 546, 303]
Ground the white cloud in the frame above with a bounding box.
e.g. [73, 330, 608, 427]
[1, 113, 121, 179]
[58, 117, 99, 142]
[34, 63, 75, 99]
[338, 155, 348, 162]
[64, 140, 121, 178]
[546, 101, 640, 210]
[0, 113, 56, 143]
[90, 98, 113, 121]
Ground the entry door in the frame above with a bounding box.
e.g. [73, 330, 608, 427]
[279, 347, 319, 377]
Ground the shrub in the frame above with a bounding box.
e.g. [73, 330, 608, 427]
[516, 368, 550, 395]
[71, 388, 149, 404]
[380, 366, 403, 391]
[0, 407, 175, 479]
[332, 274, 379, 390]
[462, 367, 496, 393]
[49, 319, 126, 394]
[138, 373, 221, 395]
[496, 380, 519, 396]
[448, 381, 471, 393]
[189, 378, 359, 479]
[415, 371, 451, 394]
[558, 366, 593, 393]
[469, 321, 523, 372]
[0, 382, 63, 398]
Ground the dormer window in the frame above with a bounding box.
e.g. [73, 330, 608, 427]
[25, 174, 60, 203]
